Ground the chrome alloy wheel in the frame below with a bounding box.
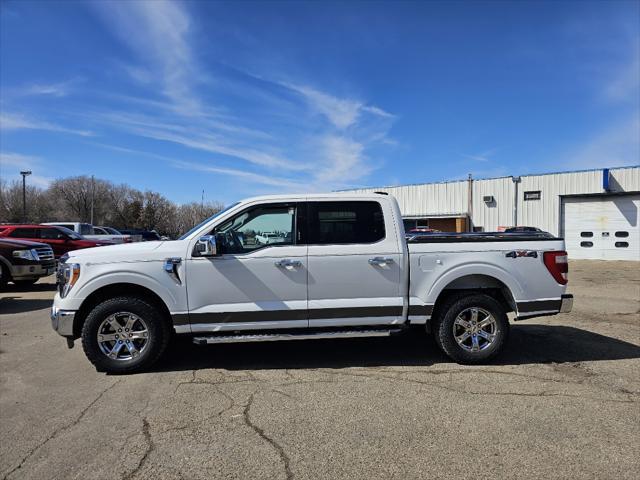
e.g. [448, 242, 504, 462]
[97, 312, 149, 361]
[452, 307, 497, 352]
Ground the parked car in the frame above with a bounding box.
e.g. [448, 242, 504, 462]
[42, 222, 94, 236]
[118, 229, 162, 241]
[255, 232, 285, 245]
[0, 238, 56, 288]
[90, 226, 136, 244]
[51, 193, 572, 374]
[504, 226, 543, 233]
[0, 224, 113, 258]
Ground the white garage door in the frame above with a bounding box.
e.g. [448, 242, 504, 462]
[562, 195, 640, 260]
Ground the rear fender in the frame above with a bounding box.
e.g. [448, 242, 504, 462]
[426, 262, 523, 306]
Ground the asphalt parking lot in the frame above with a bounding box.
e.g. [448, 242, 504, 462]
[1, 260, 639, 480]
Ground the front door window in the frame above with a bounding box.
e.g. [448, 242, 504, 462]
[215, 205, 295, 254]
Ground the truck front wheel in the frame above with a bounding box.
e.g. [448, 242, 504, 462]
[434, 294, 509, 364]
[81, 296, 171, 374]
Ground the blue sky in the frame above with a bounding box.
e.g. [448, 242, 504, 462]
[1, 0, 638, 204]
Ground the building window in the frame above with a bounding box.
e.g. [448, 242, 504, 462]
[524, 191, 541, 201]
[580, 241, 593, 247]
[615, 231, 629, 238]
[615, 242, 629, 248]
[580, 232, 593, 237]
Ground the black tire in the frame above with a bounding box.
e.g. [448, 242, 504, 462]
[0, 263, 9, 290]
[13, 279, 38, 287]
[81, 296, 171, 374]
[434, 294, 509, 364]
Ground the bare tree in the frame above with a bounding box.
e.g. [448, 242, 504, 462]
[0, 175, 225, 238]
[0, 180, 53, 223]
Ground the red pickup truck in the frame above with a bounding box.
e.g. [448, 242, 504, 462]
[0, 224, 113, 258]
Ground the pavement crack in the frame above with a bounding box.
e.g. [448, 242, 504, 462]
[313, 369, 637, 404]
[243, 392, 293, 480]
[2, 380, 121, 480]
[123, 417, 154, 480]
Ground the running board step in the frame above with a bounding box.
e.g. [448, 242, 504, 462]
[192, 329, 403, 345]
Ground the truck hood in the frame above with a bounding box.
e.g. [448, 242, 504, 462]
[65, 240, 188, 263]
[0, 238, 49, 249]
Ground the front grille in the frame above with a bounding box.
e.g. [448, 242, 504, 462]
[41, 260, 56, 269]
[35, 246, 54, 261]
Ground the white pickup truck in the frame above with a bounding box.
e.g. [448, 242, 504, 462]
[51, 193, 572, 373]
[42, 222, 135, 244]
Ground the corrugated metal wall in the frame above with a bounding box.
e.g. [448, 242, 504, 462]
[347, 166, 640, 235]
[472, 177, 514, 231]
[349, 180, 469, 217]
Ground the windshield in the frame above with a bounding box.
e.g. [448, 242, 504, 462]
[55, 226, 83, 240]
[178, 202, 240, 240]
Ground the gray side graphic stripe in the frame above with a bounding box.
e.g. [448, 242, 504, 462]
[408, 305, 434, 316]
[172, 306, 404, 325]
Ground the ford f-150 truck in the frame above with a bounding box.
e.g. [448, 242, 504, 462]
[51, 193, 572, 373]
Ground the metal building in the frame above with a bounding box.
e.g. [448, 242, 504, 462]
[347, 166, 640, 261]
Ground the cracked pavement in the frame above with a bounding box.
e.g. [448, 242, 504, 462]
[1, 260, 639, 479]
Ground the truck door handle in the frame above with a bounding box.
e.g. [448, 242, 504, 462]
[275, 259, 302, 268]
[368, 257, 394, 266]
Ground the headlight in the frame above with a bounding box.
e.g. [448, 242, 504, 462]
[13, 249, 39, 261]
[57, 263, 81, 298]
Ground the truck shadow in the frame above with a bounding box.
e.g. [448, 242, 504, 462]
[151, 324, 640, 372]
[0, 297, 53, 314]
[2, 282, 57, 293]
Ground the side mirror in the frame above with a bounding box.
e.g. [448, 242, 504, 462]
[194, 235, 219, 257]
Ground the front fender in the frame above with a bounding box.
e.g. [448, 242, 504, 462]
[59, 262, 187, 313]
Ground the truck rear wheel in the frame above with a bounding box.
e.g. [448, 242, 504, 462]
[81, 296, 171, 374]
[434, 294, 509, 364]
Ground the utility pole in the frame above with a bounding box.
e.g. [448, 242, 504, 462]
[20, 170, 32, 223]
[467, 173, 473, 232]
[201, 189, 205, 217]
[512, 176, 521, 227]
[90, 175, 95, 225]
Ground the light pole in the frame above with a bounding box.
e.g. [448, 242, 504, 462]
[20, 170, 32, 223]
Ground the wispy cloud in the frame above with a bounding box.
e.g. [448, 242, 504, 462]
[172, 160, 300, 189]
[90, 111, 306, 171]
[0, 112, 94, 137]
[461, 148, 499, 163]
[18, 79, 80, 97]
[93, 0, 200, 116]
[604, 44, 640, 104]
[0, 152, 54, 187]
[2, 0, 396, 196]
[562, 114, 640, 169]
[88, 0, 396, 192]
[282, 82, 394, 130]
[89, 142, 301, 189]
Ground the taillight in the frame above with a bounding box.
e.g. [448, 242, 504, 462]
[543, 251, 568, 285]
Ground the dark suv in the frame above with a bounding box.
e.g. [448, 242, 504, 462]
[0, 238, 56, 288]
[0, 224, 113, 258]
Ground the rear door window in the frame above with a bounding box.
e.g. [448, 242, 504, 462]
[40, 228, 67, 240]
[8, 228, 38, 238]
[306, 201, 385, 245]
